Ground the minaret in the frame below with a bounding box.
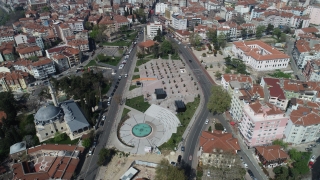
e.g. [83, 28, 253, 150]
[48, 81, 58, 107]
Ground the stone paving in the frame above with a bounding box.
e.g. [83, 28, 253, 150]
[128, 58, 200, 113]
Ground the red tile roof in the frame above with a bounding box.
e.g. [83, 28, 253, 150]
[255, 145, 288, 161]
[262, 78, 286, 100]
[290, 106, 320, 126]
[199, 131, 240, 154]
[32, 58, 52, 67]
[223, 74, 252, 84]
[138, 40, 155, 48]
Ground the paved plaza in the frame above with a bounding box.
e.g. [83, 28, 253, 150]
[128, 59, 200, 113]
[119, 104, 180, 155]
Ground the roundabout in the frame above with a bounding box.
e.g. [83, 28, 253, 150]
[119, 104, 180, 154]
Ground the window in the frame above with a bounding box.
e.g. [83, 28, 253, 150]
[61, 127, 63, 130]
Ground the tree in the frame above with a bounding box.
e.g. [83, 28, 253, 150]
[266, 24, 274, 34]
[217, 32, 226, 48]
[155, 159, 186, 180]
[97, 148, 116, 166]
[215, 123, 224, 130]
[214, 71, 222, 79]
[207, 29, 217, 44]
[82, 138, 91, 148]
[225, 68, 231, 73]
[23, 135, 36, 147]
[241, 28, 247, 38]
[160, 40, 173, 55]
[280, 33, 287, 42]
[232, 14, 246, 25]
[272, 139, 289, 149]
[137, 52, 144, 60]
[256, 25, 266, 39]
[207, 86, 231, 114]
[288, 149, 301, 161]
[273, 28, 282, 39]
[29, 56, 39, 62]
[153, 28, 162, 42]
[189, 32, 202, 47]
[208, 126, 212, 132]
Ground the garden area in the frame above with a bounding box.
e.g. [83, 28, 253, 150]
[96, 54, 122, 66]
[43, 132, 79, 145]
[159, 97, 200, 150]
[85, 60, 97, 67]
[125, 95, 151, 112]
[224, 56, 249, 75]
[268, 69, 292, 79]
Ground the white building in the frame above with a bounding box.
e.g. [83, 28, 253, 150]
[15, 34, 45, 50]
[171, 14, 187, 30]
[147, 21, 162, 39]
[232, 40, 290, 71]
[284, 105, 320, 144]
[67, 20, 84, 32]
[31, 58, 56, 79]
[155, 3, 168, 15]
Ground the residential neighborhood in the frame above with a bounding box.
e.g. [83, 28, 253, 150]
[0, 0, 320, 179]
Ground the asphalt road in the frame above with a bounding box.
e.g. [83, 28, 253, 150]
[168, 37, 266, 180]
[77, 32, 144, 180]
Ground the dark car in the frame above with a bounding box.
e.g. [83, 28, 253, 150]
[177, 155, 182, 164]
[309, 144, 317, 147]
[248, 169, 254, 178]
[181, 146, 185, 151]
[305, 148, 312, 152]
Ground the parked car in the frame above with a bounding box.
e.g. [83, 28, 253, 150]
[305, 148, 312, 152]
[170, 162, 176, 166]
[181, 146, 185, 151]
[102, 115, 106, 121]
[124, 74, 128, 77]
[207, 171, 210, 177]
[88, 147, 95, 156]
[118, 75, 122, 79]
[177, 155, 182, 164]
[205, 119, 209, 124]
[310, 155, 316, 162]
[248, 169, 255, 178]
[309, 144, 317, 147]
[242, 162, 248, 168]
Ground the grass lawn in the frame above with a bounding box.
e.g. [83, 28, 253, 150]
[99, 56, 122, 66]
[43, 135, 79, 145]
[134, 67, 139, 72]
[103, 41, 130, 47]
[129, 85, 137, 90]
[121, 108, 131, 119]
[268, 69, 292, 79]
[128, 32, 138, 41]
[132, 74, 140, 80]
[125, 95, 150, 112]
[85, 60, 97, 67]
[136, 59, 150, 66]
[159, 97, 200, 150]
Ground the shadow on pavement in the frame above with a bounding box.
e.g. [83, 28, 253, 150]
[180, 160, 196, 180]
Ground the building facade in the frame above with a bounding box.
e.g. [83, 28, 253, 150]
[31, 58, 56, 79]
[172, 14, 187, 30]
[232, 40, 290, 71]
[303, 60, 320, 82]
[238, 101, 289, 148]
[147, 22, 162, 39]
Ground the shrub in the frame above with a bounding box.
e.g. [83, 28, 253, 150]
[202, 53, 207, 57]
[215, 123, 224, 130]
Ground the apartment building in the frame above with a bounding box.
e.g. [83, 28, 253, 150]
[293, 40, 320, 68]
[31, 58, 56, 79]
[67, 20, 84, 32]
[67, 39, 89, 52]
[147, 22, 162, 39]
[58, 23, 73, 42]
[232, 40, 290, 71]
[0, 70, 29, 92]
[28, 0, 48, 10]
[16, 46, 43, 59]
[0, 27, 14, 45]
[282, 80, 319, 102]
[284, 104, 320, 144]
[51, 54, 69, 72]
[15, 34, 45, 50]
[303, 60, 320, 82]
[171, 14, 187, 30]
[238, 101, 289, 148]
[155, 3, 168, 15]
[309, 5, 320, 25]
[199, 131, 240, 167]
[260, 78, 289, 110]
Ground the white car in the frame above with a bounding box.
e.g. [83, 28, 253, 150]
[242, 162, 248, 168]
[119, 64, 124, 69]
[207, 171, 210, 177]
[310, 155, 316, 162]
[178, 42, 181, 44]
[102, 115, 106, 121]
[205, 119, 209, 124]
[107, 101, 110, 106]
[124, 74, 128, 77]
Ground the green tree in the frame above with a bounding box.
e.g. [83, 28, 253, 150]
[97, 148, 116, 166]
[207, 29, 217, 44]
[189, 32, 202, 47]
[137, 52, 144, 60]
[280, 33, 287, 42]
[214, 71, 222, 79]
[215, 123, 224, 130]
[208, 126, 212, 132]
[273, 28, 282, 39]
[266, 24, 274, 34]
[225, 68, 231, 73]
[155, 159, 186, 180]
[217, 32, 226, 48]
[160, 40, 173, 55]
[207, 86, 231, 114]
[288, 149, 301, 161]
[241, 28, 247, 38]
[82, 138, 91, 148]
[256, 25, 266, 39]
[29, 56, 39, 62]
[272, 139, 289, 149]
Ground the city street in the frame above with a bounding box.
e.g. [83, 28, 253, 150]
[168, 36, 268, 180]
[76, 32, 144, 180]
